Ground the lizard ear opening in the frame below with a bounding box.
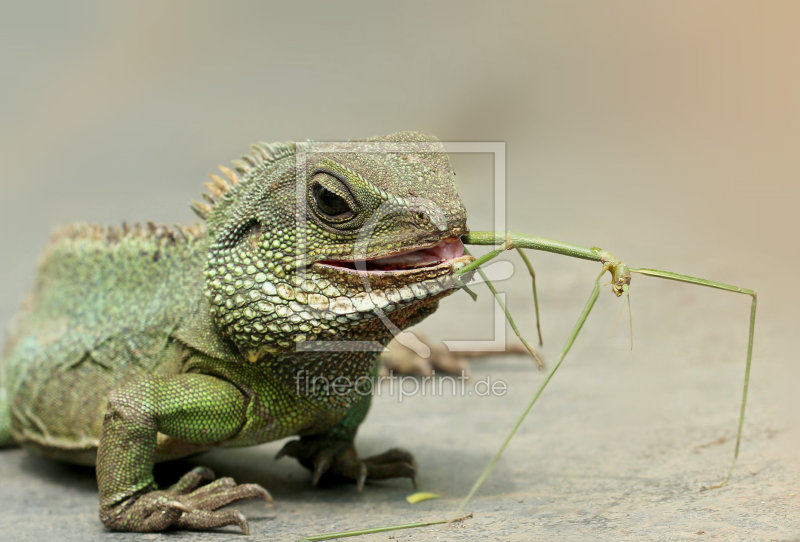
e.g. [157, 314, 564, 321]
[213, 219, 262, 251]
[245, 220, 263, 251]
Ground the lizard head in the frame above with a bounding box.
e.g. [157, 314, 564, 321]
[196, 132, 474, 356]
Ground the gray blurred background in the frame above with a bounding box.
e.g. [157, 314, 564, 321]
[1, 1, 798, 540]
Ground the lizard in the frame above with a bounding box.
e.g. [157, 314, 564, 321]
[0, 131, 476, 534]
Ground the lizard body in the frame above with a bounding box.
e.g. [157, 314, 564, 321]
[0, 132, 473, 533]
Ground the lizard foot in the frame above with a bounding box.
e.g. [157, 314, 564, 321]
[382, 335, 531, 376]
[382, 335, 469, 376]
[100, 466, 272, 534]
[276, 438, 417, 492]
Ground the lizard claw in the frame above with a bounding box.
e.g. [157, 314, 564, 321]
[356, 462, 368, 493]
[252, 484, 274, 504]
[277, 437, 418, 490]
[165, 500, 192, 514]
[312, 453, 333, 486]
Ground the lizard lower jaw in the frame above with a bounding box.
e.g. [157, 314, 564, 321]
[313, 237, 472, 276]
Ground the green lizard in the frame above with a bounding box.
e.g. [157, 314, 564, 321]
[0, 132, 475, 533]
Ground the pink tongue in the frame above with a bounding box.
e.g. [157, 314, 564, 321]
[429, 237, 465, 260]
[371, 238, 465, 267]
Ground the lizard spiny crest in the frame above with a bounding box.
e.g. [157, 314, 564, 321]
[192, 142, 297, 220]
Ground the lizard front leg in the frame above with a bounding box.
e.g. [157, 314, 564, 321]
[97, 373, 270, 533]
[276, 391, 417, 492]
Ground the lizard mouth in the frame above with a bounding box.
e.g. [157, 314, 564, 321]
[313, 237, 472, 276]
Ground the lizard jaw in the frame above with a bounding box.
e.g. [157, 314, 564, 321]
[313, 237, 471, 276]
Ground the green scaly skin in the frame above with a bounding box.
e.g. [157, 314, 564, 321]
[0, 132, 474, 533]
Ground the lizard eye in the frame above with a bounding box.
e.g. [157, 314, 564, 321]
[313, 184, 351, 217]
[310, 173, 357, 222]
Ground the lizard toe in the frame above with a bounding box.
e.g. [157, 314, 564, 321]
[175, 509, 250, 534]
[182, 479, 272, 511]
[167, 465, 216, 495]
